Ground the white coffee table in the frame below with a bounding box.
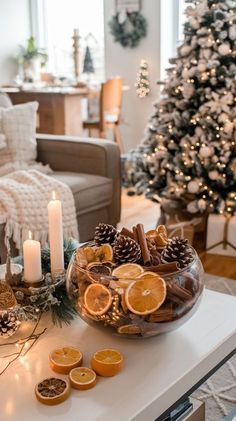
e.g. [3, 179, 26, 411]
[0, 289, 235, 421]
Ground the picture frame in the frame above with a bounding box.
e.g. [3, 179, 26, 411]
[116, 0, 141, 13]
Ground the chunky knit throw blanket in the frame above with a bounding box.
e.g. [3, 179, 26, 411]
[0, 169, 79, 251]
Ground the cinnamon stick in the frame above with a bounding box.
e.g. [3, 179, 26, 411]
[136, 223, 151, 265]
[149, 304, 173, 322]
[132, 226, 138, 243]
[120, 227, 135, 240]
[145, 262, 180, 274]
[167, 283, 192, 303]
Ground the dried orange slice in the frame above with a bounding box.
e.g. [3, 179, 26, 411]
[95, 244, 113, 262]
[35, 377, 70, 405]
[76, 249, 87, 268]
[69, 367, 97, 390]
[83, 246, 96, 263]
[84, 284, 112, 316]
[87, 262, 111, 276]
[91, 349, 124, 377]
[146, 225, 168, 248]
[125, 272, 166, 315]
[112, 263, 144, 279]
[49, 347, 83, 374]
[118, 324, 141, 335]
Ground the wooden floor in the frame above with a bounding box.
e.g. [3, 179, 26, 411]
[119, 189, 236, 280]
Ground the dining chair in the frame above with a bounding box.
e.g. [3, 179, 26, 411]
[83, 77, 124, 152]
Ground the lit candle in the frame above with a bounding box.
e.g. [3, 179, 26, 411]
[23, 231, 42, 283]
[48, 191, 64, 277]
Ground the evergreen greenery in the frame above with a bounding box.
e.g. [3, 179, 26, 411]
[13, 238, 79, 325]
[124, 0, 236, 215]
[109, 11, 147, 48]
[83, 46, 95, 74]
[17, 37, 47, 66]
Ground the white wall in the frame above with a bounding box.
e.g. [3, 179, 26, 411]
[0, 0, 31, 84]
[104, 0, 161, 152]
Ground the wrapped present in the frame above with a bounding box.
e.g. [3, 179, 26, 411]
[166, 215, 202, 245]
[159, 198, 208, 234]
[206, 214, 236, 256]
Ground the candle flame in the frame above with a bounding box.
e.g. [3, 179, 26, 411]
[28, 231, 32, 240]
[52, 190, 56, 200]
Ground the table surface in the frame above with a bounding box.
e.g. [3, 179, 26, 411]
[0, 289, 235, 421]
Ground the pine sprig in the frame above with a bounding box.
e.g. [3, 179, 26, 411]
[12, 238, 79, 325]
[51, 285, 78, 327]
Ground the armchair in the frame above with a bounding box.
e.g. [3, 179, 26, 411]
[0, 134, 121, 262]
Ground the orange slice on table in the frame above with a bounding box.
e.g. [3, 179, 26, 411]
[112, 263, 144, 279]
[69, 367, 97, 390]
[49, 347, 83, 374]
[84, 284, 112, 316]
[35, 377, 70, 405]
[125, 272, 166, 315]
[91, 349, 124, 377]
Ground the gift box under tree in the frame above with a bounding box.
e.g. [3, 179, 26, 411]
[206, 214, 236, 257]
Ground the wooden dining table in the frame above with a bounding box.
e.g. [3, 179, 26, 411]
[3, 86, 90, 136]
[2, 84, 130, 137]
[2, 83, 130, 137]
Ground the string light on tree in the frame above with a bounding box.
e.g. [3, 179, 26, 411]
[135, 59, 150, 98]
[124, 0, 236, 216]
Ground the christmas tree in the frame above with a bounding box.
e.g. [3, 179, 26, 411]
[83, 46, 95, 74]
[125, 0, 236, 216]
[135, 59, 150, 98]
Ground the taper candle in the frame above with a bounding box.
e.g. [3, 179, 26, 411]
[23, 231, 42, 283]
[48, 191, 64, 276]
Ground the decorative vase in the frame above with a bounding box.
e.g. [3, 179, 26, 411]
[66, 245, 204, 338]
[23, 57, 41, 83]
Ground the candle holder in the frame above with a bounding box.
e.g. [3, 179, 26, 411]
[22, 274, 45, 287]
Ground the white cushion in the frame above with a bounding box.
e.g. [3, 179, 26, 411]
[0, 101, 38, 167]
[0, 92, 12, 108]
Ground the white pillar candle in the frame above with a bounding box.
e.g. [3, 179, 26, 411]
[48, 191, 64, 276]
[23, 232, 42, 283]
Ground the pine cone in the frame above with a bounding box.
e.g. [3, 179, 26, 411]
[161, 237, 193, 268]
[0, 310, 19, 338]
[113, 235, 141, 264]
[94, 223, 118, 246]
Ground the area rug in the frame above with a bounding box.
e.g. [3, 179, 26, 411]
[191, 274, 236, 420]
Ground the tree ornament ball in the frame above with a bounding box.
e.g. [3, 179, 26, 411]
[195, 126, 203, 136]
[198, 62, 206, 72]
[229, 25, 236, 41]
[187, 180, 199, 194]
[191, 18, 200, 30]
[187, 200, 199, 214]
[198, 199, 207, 212]
[199, 146, 212, 158]
[208, 170, 219, 181]
[180, 45, 192, 57]
[226, 0, 236, 8]
[218, 43, 231, 56]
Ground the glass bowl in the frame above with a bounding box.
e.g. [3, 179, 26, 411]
[66, 245, 204, 338]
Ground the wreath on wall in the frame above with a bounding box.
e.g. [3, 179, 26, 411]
[109, 10, 147, 48]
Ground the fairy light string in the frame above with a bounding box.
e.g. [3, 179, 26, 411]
[0, 314, 47, 376]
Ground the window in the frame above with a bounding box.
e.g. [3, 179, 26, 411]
[160, 0, 187, 79]
[178, 0, 187, 42]
[31, 0, 105, 81]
